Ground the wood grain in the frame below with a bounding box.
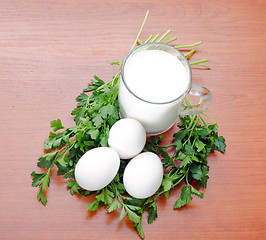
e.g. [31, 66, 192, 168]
[1, 0, 266, 239]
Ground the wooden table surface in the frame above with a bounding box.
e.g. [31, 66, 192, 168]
[1, 0, 266, 239]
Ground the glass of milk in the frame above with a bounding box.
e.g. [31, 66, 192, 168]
[119, 43, 212, 135]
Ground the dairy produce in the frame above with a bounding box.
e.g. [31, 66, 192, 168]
[119, 46, 191, 134]
[123, 49, 188, 103]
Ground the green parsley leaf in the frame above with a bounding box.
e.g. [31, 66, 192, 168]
[56, 156, 67, 167]
[71, 107, 86, 125]
[48, 131, 57, 138]
[76, 92, 89, 107]
[44, 132, 66, 150]
[161, 175, 174, 193]
[197, 128, 209, 138]
[37, 152, 57, 169]
[174, 186, 193, 209]
[63, 170, 74, 179]
[56, 162, 71, 176]
[50, 119, 64, 132]
[88, 129, 99, 140]
[119, 207, 127, 222]
[190, 185, 204, 199]
[208, 124, 217, 132]
[147, 201, 158, 224]
[67, 180, 81, 195]
[173, 139, 183, 157]
[125, 205, 141, 223]
[161, 151, 173, 169]
[87, 200, 99, 211]
[92, 114, 104, 127]
[134, 222, 145, 239]
[214, 136, 226, 152]
[196, 140, 206, 152]
[96, 187, 114, 205]
[184, 144, 194, 155]
[106, 199, 121, 212]
[31, 171, 44, 187]
[37, 186, 47, 206]
[173, 129, 187, 141]
[83, 75, 105, 92]
[126, 204, 142, 212]
[180, 155, 192, 168]
[100, 131, 109, 147]
[123, 198, 145, 207]
[41, 172, 50, 191]
[191, 164, 209, 189]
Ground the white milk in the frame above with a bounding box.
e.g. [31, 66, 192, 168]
[119, 48, 190, 134]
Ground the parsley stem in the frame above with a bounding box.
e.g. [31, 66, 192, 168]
[131, 10, 149, 50]
[201, 113, 217, 125]
[157, 29, 172, 42]
[191, 135, 198, 148]
[58, 146, 68, 157]
[184, 96, 207, 127]
[190, 58, 209, 66]
[196, 64, 211, 70]
[199, 116, 207, 127]
[187, 115, 196, 130]
[151, 33, 159, 42]
[190, 58, 210, 69]
[184, 49, 196, 58]
[174, 41, 203, 49]
[144, 34, 153, 43]
[183, 115, 199, 146]
[159, 143, 175, 148]
[163, 36, 177, 44]
[173, 174, 186, 187]
[185, 173, 189, 185]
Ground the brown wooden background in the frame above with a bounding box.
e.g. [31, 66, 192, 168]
[1, 0, 266, 239]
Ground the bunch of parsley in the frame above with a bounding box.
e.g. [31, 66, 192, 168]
[31, 11, 226, 239]
[144, 115, 225, 208]
[31, 74, 120, 205]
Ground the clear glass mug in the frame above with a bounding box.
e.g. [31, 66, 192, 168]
[118, 43, 212, 135]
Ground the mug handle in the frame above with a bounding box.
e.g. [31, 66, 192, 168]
[180, 83, 212, 115]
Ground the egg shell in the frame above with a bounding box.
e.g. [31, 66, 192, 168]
[108, 118, 146, 159]
[123, 152, 163, 199]
[74, 147, 120, 191]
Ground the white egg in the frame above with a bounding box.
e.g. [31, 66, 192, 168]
[123, 152, 163, 199]
[74, 147, 120, 191]
[108, 118, 146, 159]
